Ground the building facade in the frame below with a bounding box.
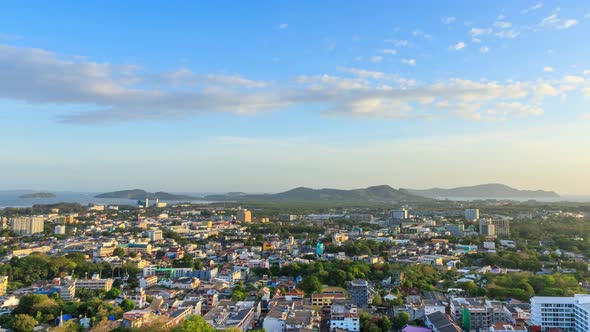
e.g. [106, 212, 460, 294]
[349, 279, 369, 308]
[11, 216, 44, 235]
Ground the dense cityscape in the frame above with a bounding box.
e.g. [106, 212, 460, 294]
[0, 193, 589, 332]
[2, 0, 590, 331]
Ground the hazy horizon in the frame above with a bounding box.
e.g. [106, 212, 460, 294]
[1, 1, 590, 194]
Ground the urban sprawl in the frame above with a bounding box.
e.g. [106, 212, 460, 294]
[0, 199, 589, 332]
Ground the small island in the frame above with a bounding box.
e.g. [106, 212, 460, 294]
[19, 192, 56, 199]
[95, 189, 198, 201]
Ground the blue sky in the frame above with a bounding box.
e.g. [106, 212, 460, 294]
[1, 1, 590, 194]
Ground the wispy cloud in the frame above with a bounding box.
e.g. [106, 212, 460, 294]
[412, 30, 432, 39]
[370, 56, 383, 63]
[543, 66, 554, 73]
[480, 46, 489, 54]
[441, 17, 456, 24]
[385, 39, 409, 47]
[539, 11, 578, 30]
[381, 49, 397, 55]
[521, 2, 543, 14]
[450, 42, 466, 51]
[278, 23, 288, 29]
[0, 43, 586, 124]
[401, 58, 416, 66]
[493, 21, 512, 29]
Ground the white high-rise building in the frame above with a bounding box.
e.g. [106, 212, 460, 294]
[11, 216, 45, 235]
[530, 294, 590, 331]
[391, 208, 408, 221]
[465, 209, 480, 221]
[55, 225, 66, 235]
[148, 230, 163, 242]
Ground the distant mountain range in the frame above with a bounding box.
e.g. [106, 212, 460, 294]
[18, 192, 56, 199]
[204, 185, 430, 203]
[94, 183, 559, 203]
[404, 183, 559, 198]
[95, 189, 198, 201]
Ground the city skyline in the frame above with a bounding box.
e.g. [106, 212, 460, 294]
[1, 1, 590, 194]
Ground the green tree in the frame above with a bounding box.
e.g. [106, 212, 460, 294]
[120, 299, 136, 312]
[171, 315, 215, 332]
[12, 314, 37, 332]
[372, 293, 383, 306]
[105, 288, 122, 299]
[299, 276, 322, 295]
[393, 312, 410, 330]
[113, 247, 126, 258]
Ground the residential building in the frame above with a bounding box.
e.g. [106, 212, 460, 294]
[125, 243, 152, 255]
[204, 300, 257, 331]
[264, 301, 318, 332]
[479, 219, 496, 237]
[0, 276, 7, 296]
[75, 275, 113, 291]
[11, 216, 44, 235]
[311, 292, 346, 308]
[491, 218, 510, 236]
[465, 209, 480, 221]
[330, 300, 360, 332]
[237, 209, 252, 223]
[392, 209, 409, 221]
[349, 279, 369, 308]
[55, 225, 66, 235]
[425, 311, 462, 332]
[489, 322, 527, 332]
[148, 230, 163, 242]
[59, 281, 76, 301]
[530, 294, 590, 332]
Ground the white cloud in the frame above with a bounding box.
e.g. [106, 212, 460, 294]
[0, 43, 586, 124]
[401, 58, 416, 66]
[493, 102, 544, 116]
[450, 42, 466, 50]
[480, 46, 489, 54]
[560, 19, 578, 29]
[494, 29, 520, 39]
[381, 49, 397, 55]
[412, 30, 432, 39]
[539, 12, 578, 30]
[370, 56, 383, 63]
[442, 17, 456, 24]
[493, 21, 512, 29]
[543, 66, 554, 72]
[563, 75, 584, 84]
[279, 23, 288, 29]
[521, 2, 543, 14]
[386, 39, 409, 47]
[470, 28, 492, 36]
[583, 70, 590, 75]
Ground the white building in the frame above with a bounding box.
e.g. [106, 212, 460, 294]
[530, 294, 590, 331]
[392, 209, 408, 221]
[148, 230, 163, 242]
[330, 301, 360, 332]
[465, 209, 480, 221]
[55, 225, 66, 235]
[11, 216, 44, 235]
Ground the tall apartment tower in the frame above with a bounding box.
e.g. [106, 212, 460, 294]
[530, 295, 590, 331]
[349, 279, 369, 308]
[11, 216, 45, 235]
[391, 208, 408, 221]
[237, 209, 252, 223]
[491, 218, 510, 236]
[465, 209, 480, 221]
[479, 219, 496, 237]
